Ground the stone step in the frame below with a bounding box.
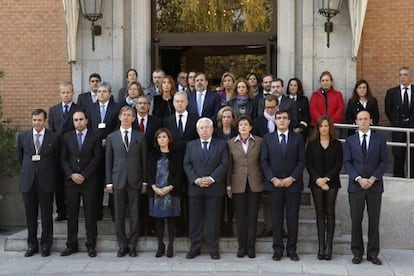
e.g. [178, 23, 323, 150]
[4, 229, 352, 255]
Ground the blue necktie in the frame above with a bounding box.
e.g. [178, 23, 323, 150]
[178, 115, 184, 138]
[202, 141, 208, 160]
[197, 93, 203, 116]
[77, 132, 83, 150]
[280, 133, 287, 157]
[34, 133, 41, 154]
[63, 104, 69, 119]
[100, 104, 106, 122]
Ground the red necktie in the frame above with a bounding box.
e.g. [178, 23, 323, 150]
[139, 118, 145, 133]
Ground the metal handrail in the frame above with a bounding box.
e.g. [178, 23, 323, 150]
[334, 123, 414, 178]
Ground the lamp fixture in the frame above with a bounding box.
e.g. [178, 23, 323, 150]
[80, 0, 104, 51]
[318, 0, 343, 48]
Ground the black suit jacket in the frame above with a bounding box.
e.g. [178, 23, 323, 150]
[385, 85, 414, 127]
[77, 92, 95, 110]
[135, 115, 163, 147]
[260, 131, 305, 193]
[48, 103, 77, 136]
[279, 96, 298, 129]
[253, 115, 274, 137]
[306, 139, 343, 189]
[16, 129, 59, 193]
[183, 138, 228, 197]
[162, 112, 199, 143]
[187, 91, 221, 122]
[294, 95, 310, 130]
[60, 129, 102, 184]
[87, 100, 121, 141]
[346, 98, 379, 125]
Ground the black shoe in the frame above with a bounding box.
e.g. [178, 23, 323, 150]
[55, 215, 67, 221]
[272, 253, 282, 261]
[60, 247, 78, 256]
[367, 256, 382, 265]
[257, 229, 273, 238]
[247, 250, 256, 258]
[237, 249, 245, 258]
[166, 244, 173, 258]
[155, 243, 165, 258]
[352, 255, 362, 264]
[24, 247, 38, 257]
[185, 250, 200, 259]
[287, 252, 299, 261]
[88, 248, 97, 257]
[117, 248, 129, 257]
[41, 248, 51, 257]
[324, 253, 332, 260]
[210, 252, 220, 260]
[129, 248, 137, 257]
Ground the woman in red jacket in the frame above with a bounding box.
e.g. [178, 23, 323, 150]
[309, 71, 345, 127]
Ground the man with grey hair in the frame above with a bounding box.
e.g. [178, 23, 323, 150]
[183, 117, 228, 260]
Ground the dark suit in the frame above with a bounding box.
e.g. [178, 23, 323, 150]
[61, 129, 102, 250]
[163, 112, 199, 145]
[385, 85, 414, 177]
[16, 129, 59, 250]
[183, 138, 228, 254]
[227, 98, 258, 119]
[187, 91, 221, 122]
[48, 102, 77, 218]
[105, 129, 147, 250]
[77, 91, 96, 110]
[260, 131, 305, 255]
[278, 96, 298, 130]
[255, 90, 272, 115]
[291, 95, 310, 141]
[253, 115, 275, 137]
[343, 131, 387, 258]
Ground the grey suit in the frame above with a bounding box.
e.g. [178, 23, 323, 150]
[105, 129, 147, 250]
[183, 138, 228, 254]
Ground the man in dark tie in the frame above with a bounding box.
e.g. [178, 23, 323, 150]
[256, 74, 273, 115]
[144, 69, 165, 101]
[385, 66, 414, 177]
[48, 81, 77, 221]
[261, 110, 305, 261]
[344, 110, 387, 265]
[77, 73, 101, 110]
[105, 106, 147, 257]
[176, 71, 188, 92]
[183, 117, 228, 260]
[16, 109, 60, 257]
[271, 79, 298, 129]
[60, 109, 102, 257]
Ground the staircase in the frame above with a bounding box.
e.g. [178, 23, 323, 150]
[4, 189, 351, 254]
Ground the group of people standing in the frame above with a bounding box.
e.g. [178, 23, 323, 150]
[16, 65, 413, 265]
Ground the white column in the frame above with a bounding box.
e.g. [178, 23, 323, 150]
[277, 0, 295, 83]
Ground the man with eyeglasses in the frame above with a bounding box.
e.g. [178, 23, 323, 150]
[78, 73, 101, 110]
[261, 110, 305, 262]
[176, 71, 188, 92]
[385, 66, 414, 177]
[60, 109, 102, 257]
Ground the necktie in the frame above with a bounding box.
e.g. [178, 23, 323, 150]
[280, 133, 287, 157]
[34, 133, 41, 154]
[362, 134, 367, 158]
[197, 93, 203, 116]
[202, 141, 208, 160]
[63, 104, 69, 119]
[178, 115, 184, 138]
[124, 131, 129, 150]
[139, 118, 145, 133]
[77, 132, 83, 150]
[100, 104, 106, 122]
[403, 87, 409, 111]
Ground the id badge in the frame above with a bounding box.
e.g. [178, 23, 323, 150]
[98, 123, 106, 129]
[32, 155, 41, 161]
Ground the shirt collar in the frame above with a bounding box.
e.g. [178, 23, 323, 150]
[200, 137, 212, 143]
[400, 84, 412, 90]
[234, 134, 255, 142]
[358, 129, 371, 138]
[62, 102, 73, 108]
[277, 130, 289, 137]
[120, 127, 132, 133]
[176, 110, 188, 117]
[33, 128, 46, 135]
[138, 114, 148, 121]
[77, 128, 88, 136]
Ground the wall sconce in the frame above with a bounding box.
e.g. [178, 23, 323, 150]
[318, 0, 343, 48]
[80, 0, 104, 51]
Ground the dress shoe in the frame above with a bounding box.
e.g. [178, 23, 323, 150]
[185, 250, 200, 259]
[287, 252, 300, 261]
[88, 248, 97, 257]
[272, 253, 282, 261]
[60, 247, 78, 256]
[117, 248, 129, 257]
[41, 248, 51, 257]
[129, 248, 137, 257]
[324, 253, 332, 260]
[352, 255, 362, 264]
[237, 249, 246, 258]
[24, 247, 38, 257]
[166, 244, 174, 258]
[210, 252, 220, 260]
[155, 243, 165, 258]
[367, 256, 382, 265]
[55, 215, 67, 221]
[247, 250, 256, 258]
[257, 229, 273, 238]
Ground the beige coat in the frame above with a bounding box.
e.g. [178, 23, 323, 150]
[227, 135, 264, 193]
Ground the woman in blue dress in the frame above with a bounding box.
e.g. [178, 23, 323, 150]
[147, 128, 183, 258]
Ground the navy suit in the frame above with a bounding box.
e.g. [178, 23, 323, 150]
[343, 131, 387, 258]
[16, 129, 59, 250]
[279, 96, 298, 130]
[260, 131, 305, 255]
[187, 91, 221, 123]
[61, 129, 102, 249]
[77, 92, 96, 110]
[183, 138, 228, 254]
